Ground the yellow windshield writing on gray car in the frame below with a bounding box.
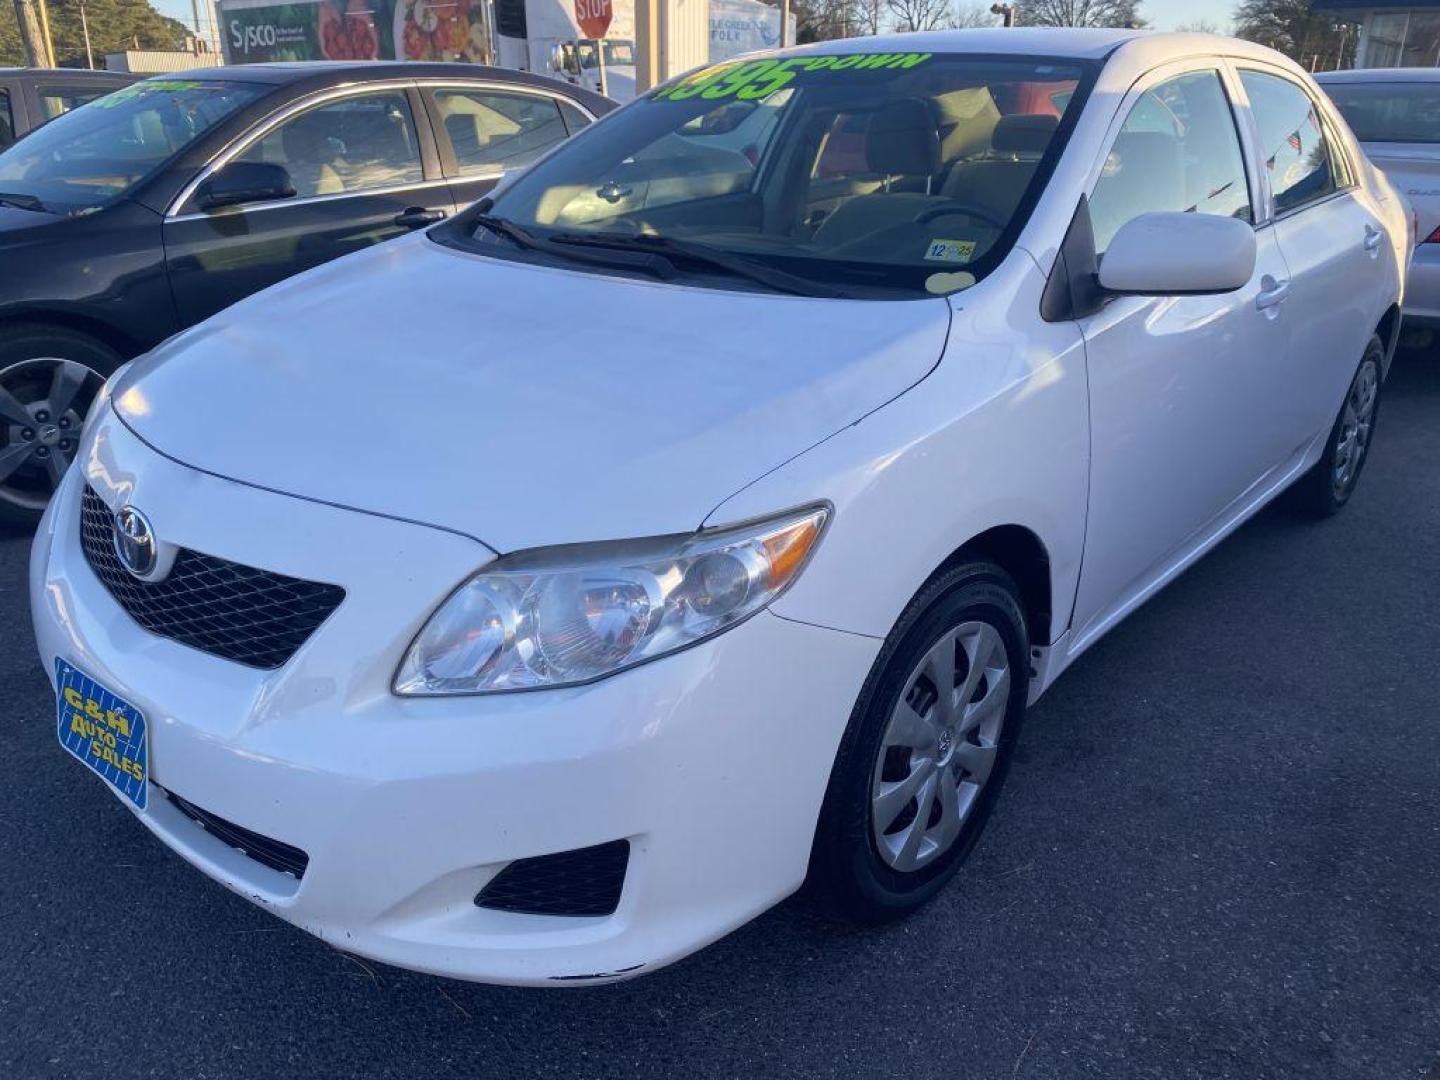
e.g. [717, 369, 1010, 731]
[654, 53, 934, 103]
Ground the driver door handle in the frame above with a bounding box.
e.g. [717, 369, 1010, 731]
[1256, 276, 1291, 311]
[394, 206, 446, 229]
[1364, 224, 1383, 253]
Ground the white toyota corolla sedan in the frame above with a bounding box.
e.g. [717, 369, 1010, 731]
[31, 29, 1408, 985]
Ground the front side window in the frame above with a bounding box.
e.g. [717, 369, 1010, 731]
[449, 53, 1093, 298]
[1089, 69, 1251, 255]
[232, 91, 423, 200]
[1324, 81, 1440, 144]
[433, 88, 568, 176]
[0, 79, 266, 215]
[1240, 70, 1336, 215]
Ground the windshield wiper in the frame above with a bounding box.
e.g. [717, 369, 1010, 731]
[548, 232, 851, 299]
[0, 192, 48, 213]
[470, 212, 679, 281]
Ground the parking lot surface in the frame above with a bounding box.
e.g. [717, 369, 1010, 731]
[2, 351, 1437, 1080]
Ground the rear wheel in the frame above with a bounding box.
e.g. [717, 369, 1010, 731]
[1291, 334, 1383, 518]
[811, 561, 1029, 923]
[0, 325, 120, 528]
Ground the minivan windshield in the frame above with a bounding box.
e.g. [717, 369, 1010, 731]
[0, 79, 266, 216]
[447, 52, 1092, 298]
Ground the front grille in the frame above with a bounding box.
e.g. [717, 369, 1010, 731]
[165, 789, 310, 879]
[475, 840, 630, 917]
[79, 485, 344, 669]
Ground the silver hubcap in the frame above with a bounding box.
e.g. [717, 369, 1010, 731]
[871, 620, 1011, 873]
[0, 358, 102, 511]
[1333, 358, 1379, 497]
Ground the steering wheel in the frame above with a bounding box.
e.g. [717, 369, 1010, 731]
[914, 201, 1007, 232]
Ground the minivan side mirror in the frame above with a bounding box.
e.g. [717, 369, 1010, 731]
[1098, 212, 1257, 296]
[196, 161, 296, 211]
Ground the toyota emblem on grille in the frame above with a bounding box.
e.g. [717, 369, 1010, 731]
[112, 506, 158, 579]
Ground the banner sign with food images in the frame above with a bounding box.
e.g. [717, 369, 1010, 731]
[218, 0, 492, 64]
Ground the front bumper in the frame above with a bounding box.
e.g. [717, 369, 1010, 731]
[30, 414, 878, 985]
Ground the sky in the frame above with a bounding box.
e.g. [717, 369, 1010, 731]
[152, 0, 1238, 47]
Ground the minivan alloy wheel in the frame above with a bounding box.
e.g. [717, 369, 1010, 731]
[871, 619, 1011, 872]
[0, 358, 104, 513]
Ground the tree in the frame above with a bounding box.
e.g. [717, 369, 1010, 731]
[2, 0, 187, 68]
[1176, 18, 1223, 33]
[887, 0, 951, 31]
[1017, 0, 1143, 27]
[950, 1, 1000, 26]
[1232, 0, 1357, 69]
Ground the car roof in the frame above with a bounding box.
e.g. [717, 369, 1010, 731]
[1315, 67, 1440, 83]
[0, 67, 136, 79]
[793, 27, 1146, 60]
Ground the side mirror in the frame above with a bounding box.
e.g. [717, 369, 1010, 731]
[1098, 212, 1256, 296]
[196, 161, 296, 211]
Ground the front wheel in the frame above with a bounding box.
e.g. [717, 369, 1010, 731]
[1291, 334, 1383, 518]
[0, 325, 120, 528]
[810, 561, 1030, 923]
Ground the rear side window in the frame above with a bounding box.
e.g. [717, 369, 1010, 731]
[38, 86, 115, 122]
[1089, 69, 1251, 255]
[1240, 70, 1336, 215]
[0, 90, 13, 150]
[433, 88, 568, 176]
[1324, 81, 1440, 144]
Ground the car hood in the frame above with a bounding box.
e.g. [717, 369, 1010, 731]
[112, 236, 951, 552]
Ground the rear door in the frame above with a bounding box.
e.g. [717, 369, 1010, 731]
[1235, 67, 1386, 448]
[163, 84, 454, 326]
[422, 83, 596, 210]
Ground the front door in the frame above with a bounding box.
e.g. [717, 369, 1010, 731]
[163, 87, 454, 327]
[1070, 64, 1295, 647]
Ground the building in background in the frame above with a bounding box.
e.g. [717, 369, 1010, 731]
[1312, 0, 1440, 66]
[104, 46, 223, 72]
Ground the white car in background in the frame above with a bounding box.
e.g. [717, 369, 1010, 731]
[32, 29, 1408, 985]
[1317, 68, 1440, 327]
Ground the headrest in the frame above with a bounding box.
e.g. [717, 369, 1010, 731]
[281, 113, 333, 162]
[865, 99, 940, 177]
[992, 113, 1059, 155]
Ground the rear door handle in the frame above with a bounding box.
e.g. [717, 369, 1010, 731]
[1255, 277, 1291, 311]
[394, 206, 446, 229]
[1364, 224, 1383, 253]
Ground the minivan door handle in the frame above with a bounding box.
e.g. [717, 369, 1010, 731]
[1364, 224, 1383, 254]
[394, 206, 446, 229]
[1255, 276, 1291, 311]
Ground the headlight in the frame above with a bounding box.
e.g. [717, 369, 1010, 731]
[395, 505, 829, 695]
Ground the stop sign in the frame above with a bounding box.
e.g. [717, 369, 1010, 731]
[574, 0, 612, 38]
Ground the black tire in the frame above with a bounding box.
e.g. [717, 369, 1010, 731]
[810, 560, 1030, 924]
[1289, 334, 1384, 519]
[0, 324, 122, 529]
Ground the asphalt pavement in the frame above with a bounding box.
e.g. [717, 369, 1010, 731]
[2, 349, 1437, 1080]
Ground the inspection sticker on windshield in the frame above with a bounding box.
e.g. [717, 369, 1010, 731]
[55, 659, 148, 810]
[924, 239, 976, 264]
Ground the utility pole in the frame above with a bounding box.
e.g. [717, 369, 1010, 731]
[37, 0, 56, 65]
[80, 0, 95, 68]
[10, 0, 50, 67]
[780, 0, 790, 46]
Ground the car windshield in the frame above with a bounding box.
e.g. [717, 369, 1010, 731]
[0, 79, 266, 215]
[1324, 81, 1440, 144]
[448, 52, 1092, 298]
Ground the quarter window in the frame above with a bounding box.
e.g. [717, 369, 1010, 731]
[233, 91, 424, 200]
[1239, 70, 1337, 215]
[1089, 69, 1251, 255]
[432, 88, 569, 176]
[0, 90, 13, 150]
